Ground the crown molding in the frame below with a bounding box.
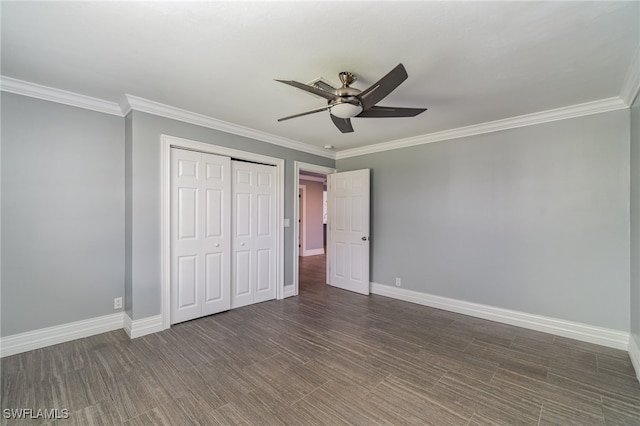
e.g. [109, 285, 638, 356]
[120, 94, 335, 159]
[119, 95, 132, 116]
[0, 76, 334, 159]
[336, 97, 628, 160]
[3, 75, 630, 161]
[621, 45, 640, 106]
[0, 76, 122, 116]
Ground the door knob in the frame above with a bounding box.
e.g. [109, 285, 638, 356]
[240, 242, 245, 246]
[362, 236, 368, 241]
[215, 243, 220, 247]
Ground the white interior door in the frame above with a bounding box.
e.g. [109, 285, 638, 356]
[232, 161, 277, 308]
[327, 169, 370, 295]
[171, 148, 231, 324]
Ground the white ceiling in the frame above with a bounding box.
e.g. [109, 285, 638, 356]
[2, 1, 638, 153]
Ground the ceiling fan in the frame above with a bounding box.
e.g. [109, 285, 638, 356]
[275, 63, 427, 133]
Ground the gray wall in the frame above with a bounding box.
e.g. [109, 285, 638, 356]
[0, 93, 334, 335]
[631, 96, 640, 341]
[2, 91, 634, 339]
[1, 93, 125, 336]
[338, 110, 630, 331]
[127, 111, 334, 320]
[300, 179, 325, 253]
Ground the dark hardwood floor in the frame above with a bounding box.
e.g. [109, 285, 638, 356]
[2, 253, 640, 425]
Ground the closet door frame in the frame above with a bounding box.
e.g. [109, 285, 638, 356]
[160, 134, 285, 330]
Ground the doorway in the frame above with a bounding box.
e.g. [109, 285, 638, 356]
[298, 174, 326, 293]
[298, 179, 326, 257]
[293, 162, 336, 296]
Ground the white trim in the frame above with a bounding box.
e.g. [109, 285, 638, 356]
[370, 283, 630, 350]
[0, 313, 124, 358]
[299, 175, 327, 183]
[284, 285, 296, 298]
[0, 76, 122, 116]
[336, 97, 628, 159]
[293, 162, 336, 297]
[0, 77, 333, 158]
[299, 184, 307, 262]
[160, 135, 285, 329]
[160, 136, 172, 331]
[122, 94, 334, 159]
[4, 76, 633, 161]
[119, 95, 132, 116]
[629, 334, 640, 383]
[621, 45, 640, 106]
[123, 314, 132, 337]
[302, 248, 325, 257]
[123, 314, 164, 339]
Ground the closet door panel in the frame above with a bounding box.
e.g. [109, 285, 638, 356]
[256, 249, 271, 292]
[254, 168, 277, 304]
[176, 255, 198, 309]
[231, 161, 277, 308]
[171, 149, 230, 324]
[204, 252, 223, 304]
[171, 150, 202, 323]
[201, 153, 231, 316]
[231, 163, 254, 308]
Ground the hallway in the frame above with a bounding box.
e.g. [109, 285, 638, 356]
[298, 253, 326, 293]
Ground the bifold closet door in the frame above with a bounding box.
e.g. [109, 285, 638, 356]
[231, 161, 277, 308]
[171, 148, 231, 324]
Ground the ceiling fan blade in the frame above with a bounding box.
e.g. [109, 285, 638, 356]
[277, 105, 331, 122]
[275, 79, 338, 101]
[357, 105, 427, 118]
[357, 64, 408, 111]
[330, 114, 354, 133]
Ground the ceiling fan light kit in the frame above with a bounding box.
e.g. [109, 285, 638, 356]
[330, 102, 363, 119]
[276, 63, 427, 133]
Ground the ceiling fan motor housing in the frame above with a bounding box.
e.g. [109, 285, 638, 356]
[334, 85, 361, 98]
[330, 79, 363, 118]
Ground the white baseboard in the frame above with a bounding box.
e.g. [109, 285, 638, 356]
[0, 312, 124, 358]
[302, 248, 325, 257]
[284, 285, 296, 298]
[629, 334, 640, 383]
[123, 314, 133, 337]
[370, 283, 630, 350]
[123, 314, 164, 339]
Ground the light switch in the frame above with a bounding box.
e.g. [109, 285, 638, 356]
[283, 218, 290, 227]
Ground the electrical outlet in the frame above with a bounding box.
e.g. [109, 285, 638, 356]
[114, 297, 123, 310]
[395, 277, 401, 287]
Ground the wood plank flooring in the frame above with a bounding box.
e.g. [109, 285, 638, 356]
[2, 253, 640, 425]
